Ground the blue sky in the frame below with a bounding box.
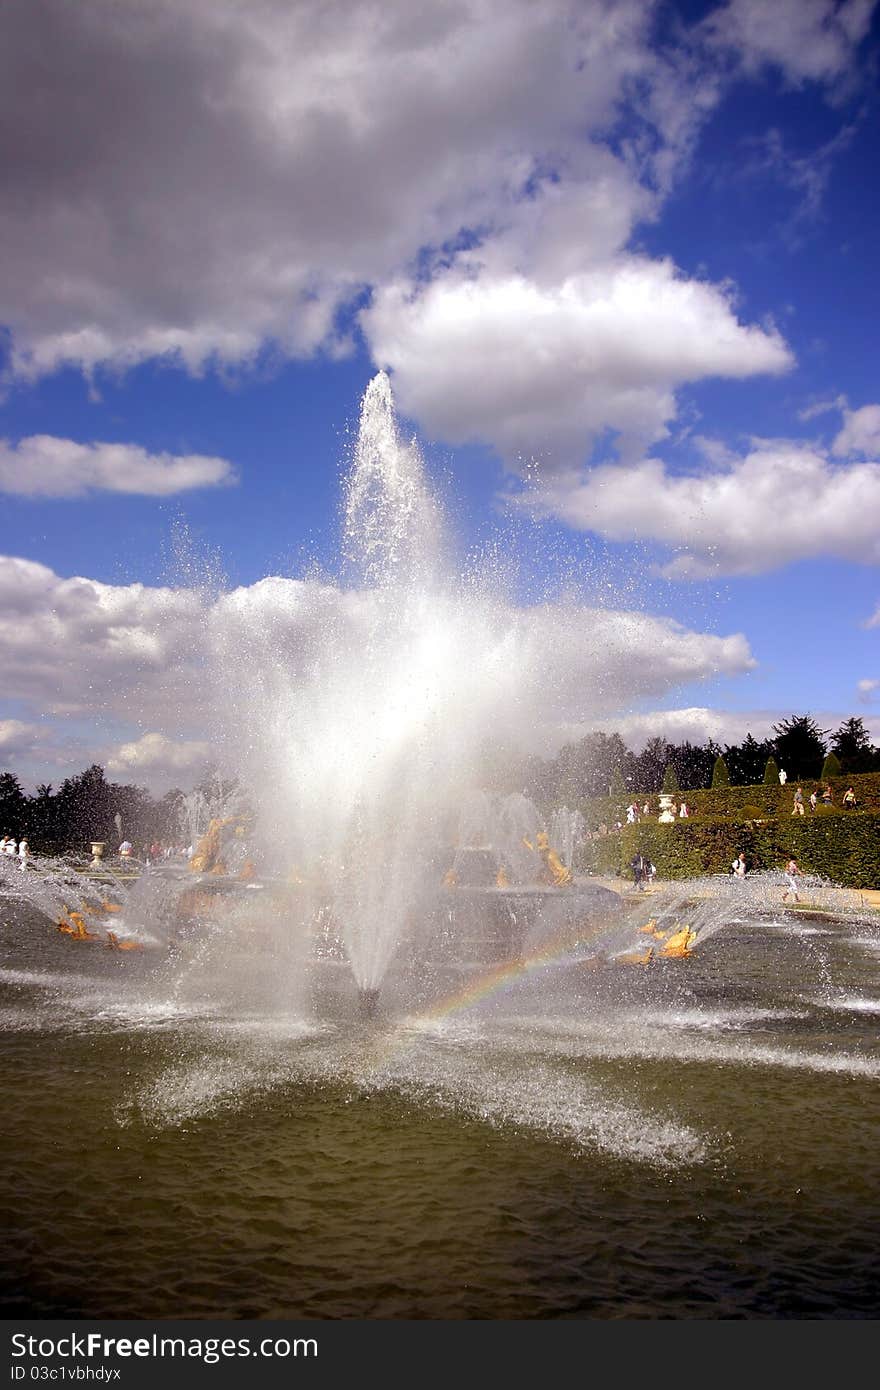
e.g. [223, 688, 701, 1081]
[1, 0, 878, 791]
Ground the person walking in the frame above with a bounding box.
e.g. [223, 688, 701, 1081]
[809, 790, 817, 812]
[791, 786, 804, 816]
[843, 786, 857, 808]
[731, 852, 746, 879]
[630, 851, 645, 892]
[782, 858, 802, 903]
[821, 785, 833, 806]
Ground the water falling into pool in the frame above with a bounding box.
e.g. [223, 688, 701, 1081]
[2, 374, 879, 1318]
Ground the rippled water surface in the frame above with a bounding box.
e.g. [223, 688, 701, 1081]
[2, 895, 879, 1319]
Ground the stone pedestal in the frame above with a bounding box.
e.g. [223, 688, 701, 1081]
[90, 841, 106, 868]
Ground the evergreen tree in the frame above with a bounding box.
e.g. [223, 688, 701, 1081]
[772, 715, 828, 780]
[0, 771, 26, 835]
[711, 754, 730, 788]
[0, 772, 26, 834]
[55, 764, 115, 847]
[631, 737, 668, 793]
[610, 766, 627, 796]
[763, 755, 779, 784]
[725, 733, 774, 786]
[661, 763, 679, 793]
[821, 751, 842, 780]
[830, 717, 877, 773]
[677, 740, 718, 790]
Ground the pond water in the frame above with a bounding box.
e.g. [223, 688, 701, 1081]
[1, 886, 879, 1320]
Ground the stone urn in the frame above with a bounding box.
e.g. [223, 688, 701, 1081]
[657, 795, 677, 824]
[90, 841, 106, 868]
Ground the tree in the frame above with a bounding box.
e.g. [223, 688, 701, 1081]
[662, 763, 679, 793]
[55, 764, 115, 847]
[629, 737, 668, 793]
[772, 715, 828, 781]
[763, 755, 779, 785]
[725, 733, 774, 786]
[0, 772, 26, 836]
[830, 717, 877, 774]
[672, 740, 718, 790]
[610, 766, 627, 797]
[711, 754, 730, 788]
[821, 751, 842, 780]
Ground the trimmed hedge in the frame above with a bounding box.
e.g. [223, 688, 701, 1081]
[578, 809, 880, 889]
[581, 770, 880, 828]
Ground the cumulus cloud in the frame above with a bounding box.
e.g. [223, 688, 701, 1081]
[0, 0, 654, 381]
[0, 0, 812, 472]
[865, 605, 880, 629]
[366, 256, 791, 465]
[593, 706, 776, 751]
[701, 0, 876, 85]
[107, 732, 212, 781]
[513, 439, 880, 577]
[832, 403, 880, 458]
[857, 678, 879, 703]
[0, 553, 756, 787]
[0, 436, 236, 497]
[0, 719, 46, 762]
[586, 703, 880, 751]
[0, 556, 212, 728]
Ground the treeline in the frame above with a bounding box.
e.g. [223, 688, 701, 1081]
[2, 715, 878, 856]
[0, 765, 186, 856]
[489, 715, 880, 804]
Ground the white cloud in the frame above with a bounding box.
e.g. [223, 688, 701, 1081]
[832, 404, 880, 458]
[0, 0, 810, 473]
[365, 258, 791, 466]
[857, 678, 879, 703]
[0, 719, 45, 762]
[865, 605, 880, 629]
[0, 436, 236, 497]
[0, 554, 755, 787]
[107, 732, 212, 781]
[593, 706, 776, 751]
[702, 0, 876, 85]
[0, 0, 655, 381]
[0, 556, 211, 727]
[513, 440, 880, 577]
[597, 704, 880, 751]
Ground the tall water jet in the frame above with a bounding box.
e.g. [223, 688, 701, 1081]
[197, 370, 618, 1011]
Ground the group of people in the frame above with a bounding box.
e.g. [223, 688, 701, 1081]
[791, 783, 859, 816]
[629, 851, 657, 891]
[791, 784, 833, 815]
[730, 851, 803, 900]
[623, 799, 689, 825]
[0, 834, 29, 869]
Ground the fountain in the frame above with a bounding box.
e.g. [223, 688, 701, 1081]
[2, 373, 879, 1320]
